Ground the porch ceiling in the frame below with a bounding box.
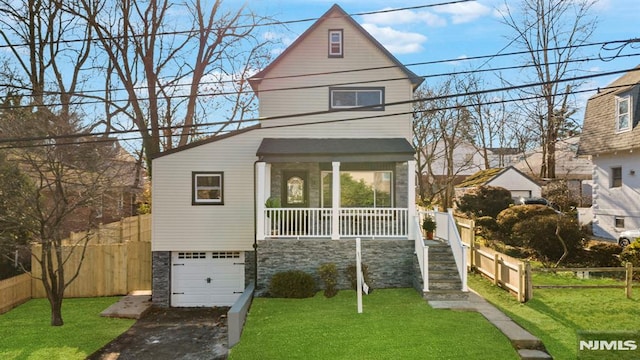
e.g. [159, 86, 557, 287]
[256, 138, 415, 162]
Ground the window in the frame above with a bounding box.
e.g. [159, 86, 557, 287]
[321, 171, 393, 207]
[328, 29, 343, 57]
[611, 167, 622, 188]
[192, 172, 224, 205]
[615, 216, 625, 228]
[330, 87, 384, 110]
[616, 96, 631, 132]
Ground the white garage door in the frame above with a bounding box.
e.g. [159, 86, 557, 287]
[171, 251, 245, 307]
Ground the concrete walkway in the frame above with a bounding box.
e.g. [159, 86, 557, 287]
[429, 290, 553, 360]
[100, 290, 152, 319]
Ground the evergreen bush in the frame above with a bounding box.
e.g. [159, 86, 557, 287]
[318, 263, 338, 298]
[269, 270, 316, 298]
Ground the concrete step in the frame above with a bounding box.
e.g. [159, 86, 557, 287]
[428, 270, 460, 280]
[518, 349, 553, 360]
[428, 281, 462, 291]
[423, 290, 469, 301]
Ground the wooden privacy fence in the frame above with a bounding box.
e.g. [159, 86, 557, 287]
[31, 241, 151, 298]
[457, 217, 530, 302]
[65, 214, 151, 245]
[0, 273, 32, 314]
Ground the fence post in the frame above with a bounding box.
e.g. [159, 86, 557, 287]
[626, 262, 633, 299]
[493, 253, 500, 285]
[525, 262, 533, 301]
[517, 263, 525, 302]
[469, 235, 475, 270]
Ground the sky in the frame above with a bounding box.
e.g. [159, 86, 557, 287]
[244, 0, 640, 123]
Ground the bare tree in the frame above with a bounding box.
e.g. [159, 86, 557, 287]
[0, 97, 125, 326]
[500, 0, 596, 178]
[70, 0, 272, 170]
[413, 76, 476, 209]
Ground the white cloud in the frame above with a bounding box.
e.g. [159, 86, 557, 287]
[434, 2, 492, 24]
[361, 23, 427, 54]
[361, 8, 446, 27]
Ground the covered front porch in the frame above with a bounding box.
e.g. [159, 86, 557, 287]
[255, 138, 417, 240]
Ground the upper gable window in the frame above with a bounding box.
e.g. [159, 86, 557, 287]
[616, 95, 631, 132]
[328, 29, 343, 57]
[330, 87, 384, 110]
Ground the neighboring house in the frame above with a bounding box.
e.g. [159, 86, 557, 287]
[513, 136, 593, 206]
[455, 166, 541, 199]
[579, 66, 640, 239]
[151, 5, 434, 307]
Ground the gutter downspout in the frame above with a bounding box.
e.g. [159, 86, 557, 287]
[253, 159, 261, 288]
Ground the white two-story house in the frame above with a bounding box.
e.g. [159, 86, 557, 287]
[151, 5, 446, 307]
[579, 66, 640, 239]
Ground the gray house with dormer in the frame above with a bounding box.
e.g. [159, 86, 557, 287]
[579, 66, 640, 239]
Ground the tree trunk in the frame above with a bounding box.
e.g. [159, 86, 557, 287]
[49, 293, 64, 326]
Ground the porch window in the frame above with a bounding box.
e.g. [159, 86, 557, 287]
[192, 172, 224, 205]
[321, 171, 392, 207]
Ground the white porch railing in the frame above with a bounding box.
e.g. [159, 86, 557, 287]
[263, 208, 408, 239]
[419, 209, 468, 293]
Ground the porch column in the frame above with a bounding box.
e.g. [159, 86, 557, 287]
[407, 160, 416, 237]
[256, 162, 266, 240]
[332, 161, 340, 240]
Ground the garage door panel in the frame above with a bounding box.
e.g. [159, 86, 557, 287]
[171, 251, 244, 307]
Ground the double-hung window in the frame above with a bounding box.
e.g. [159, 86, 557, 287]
[616, 95, 631, 132]
[328, 29, 343, 57]
[330, 87, 384, 110]
[192, 172, 224, 205]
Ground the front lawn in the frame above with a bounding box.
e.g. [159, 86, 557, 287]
[0, 297, 135, 360]
[469, 272, 640, 359]
[229, 288, 518, 359]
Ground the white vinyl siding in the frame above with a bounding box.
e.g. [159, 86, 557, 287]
[255, 15, 413, 141]
[153, 131, 263, 252]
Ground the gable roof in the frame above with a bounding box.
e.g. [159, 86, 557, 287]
[248, 4, 424, 92]
[151, 124, 261, 159]
[456, 166, 539, 188]
[579, 66, 640, 155]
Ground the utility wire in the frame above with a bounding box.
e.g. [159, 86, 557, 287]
[0, 1, 473, 49]
[1, 40, 638, 111]
[2, 37, 638, 104]
[1, 66, 638, 150]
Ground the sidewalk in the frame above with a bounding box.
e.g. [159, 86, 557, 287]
[100, 290, 152, 319]
[430, 289, 553, 360]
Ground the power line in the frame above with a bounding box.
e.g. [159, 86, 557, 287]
[0, 1, 473, 50]
[1, 66, 638, 150]
[1, 39, 638, 111]
[2, 36, 638, 105]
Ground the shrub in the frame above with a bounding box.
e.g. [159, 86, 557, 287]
[318, 263, 338, 298]
[581, 242, 622, 267]
[269, 270, 316, 298]
[509, 214, 584, 264]
[456, 185, 513, 218]
[496, 205, 557, 246]
[346, 263, 372, 290]
[620, 240, 640, 268]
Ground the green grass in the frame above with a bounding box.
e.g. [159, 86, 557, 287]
[229, 288, 519, 360]
[469, 272, 640, 359]
[0, 297, 135, 360]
